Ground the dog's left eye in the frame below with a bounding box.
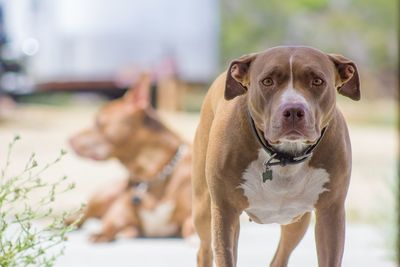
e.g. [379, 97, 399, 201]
[312, 78, 324, 86]
[262, 78, 274, 87]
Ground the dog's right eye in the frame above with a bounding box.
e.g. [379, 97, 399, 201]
[262, 78, 274, 87]
[312, 78, 324, 86]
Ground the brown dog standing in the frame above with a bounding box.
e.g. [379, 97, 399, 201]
[192, 46, 360, 266]
[68, 74, 193, 242]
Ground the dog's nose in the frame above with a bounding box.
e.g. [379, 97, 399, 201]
[68, 137, 77, 148]
[281, 104, 306, 123]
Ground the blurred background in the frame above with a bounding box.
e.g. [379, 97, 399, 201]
[0, 0, 397, 266]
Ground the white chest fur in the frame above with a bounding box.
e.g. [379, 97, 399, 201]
[139, 202, 178, 237]
[240, 149, 329, 225]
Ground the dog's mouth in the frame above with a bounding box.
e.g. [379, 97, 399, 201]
[247, 109, 328, 160]
[280, 129, 308, 141]
[264, 129, 323, 157]
[265, 129, 318, 145]
[69, 135, 113, 161]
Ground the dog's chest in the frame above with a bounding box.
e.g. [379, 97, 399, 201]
[240, 149, 329, 225]
[139, 202, 178, 237]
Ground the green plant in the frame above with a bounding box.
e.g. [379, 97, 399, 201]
[0, 136, 81, 267]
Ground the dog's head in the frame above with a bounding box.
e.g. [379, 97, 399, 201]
[225, 46, 360, 154]
[69, 73, 157, 160]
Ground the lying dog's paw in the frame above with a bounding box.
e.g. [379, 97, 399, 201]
[119, 227, 139, 238]
[181, 217, 195, 238]
[64, 214, 84, 228]
[89, 232, 115, 243]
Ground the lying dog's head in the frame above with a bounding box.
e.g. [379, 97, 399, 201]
[225, 46, 360, 153]
[69, 73, 159, 160]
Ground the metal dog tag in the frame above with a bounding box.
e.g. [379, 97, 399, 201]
[262, 165, 273, 182]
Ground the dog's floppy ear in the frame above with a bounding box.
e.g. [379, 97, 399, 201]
[225, 53, 257, 100]
[328, 54, 360, 101]
[124, 72, 151, 108]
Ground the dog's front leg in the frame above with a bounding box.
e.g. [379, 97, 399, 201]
[211, 204, 241, 267]
[315, 203, 345, 267]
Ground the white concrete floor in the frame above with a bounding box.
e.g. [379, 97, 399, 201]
[56, 219, 395, 267]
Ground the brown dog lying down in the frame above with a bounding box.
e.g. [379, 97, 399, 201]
[67, 74, 193, 242]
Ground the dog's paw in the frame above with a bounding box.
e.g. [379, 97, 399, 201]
[64, 215, 84, 228]
[181, 217, 195, 238]
[89, 233, 115, 243]
[119, 227, 139, 238]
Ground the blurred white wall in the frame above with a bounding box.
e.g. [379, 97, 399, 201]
[2, 0, 219, 83]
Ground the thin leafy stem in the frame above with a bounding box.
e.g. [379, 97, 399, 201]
[0, 137, 81, 267]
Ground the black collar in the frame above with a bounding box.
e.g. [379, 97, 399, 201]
[247, 110, 327, 168]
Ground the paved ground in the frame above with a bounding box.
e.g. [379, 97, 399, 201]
[57, 219, 394, 267]
[0, 102, 397, 266]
